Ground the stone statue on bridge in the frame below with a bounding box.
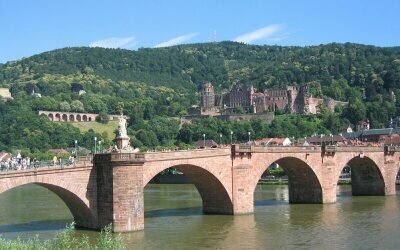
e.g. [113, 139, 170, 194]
[116, 113, 132, 151]
[118, 114, 127, 137]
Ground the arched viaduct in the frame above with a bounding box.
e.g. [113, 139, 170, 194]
[38, 111, 97, 122]
[0, 145, 399, 232]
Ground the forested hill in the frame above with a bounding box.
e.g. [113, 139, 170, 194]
[1, 42, 400, 98]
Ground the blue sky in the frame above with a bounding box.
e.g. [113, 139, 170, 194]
[1, 0, 400, 63]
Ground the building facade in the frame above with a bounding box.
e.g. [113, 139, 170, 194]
[199, 82, 346, 115]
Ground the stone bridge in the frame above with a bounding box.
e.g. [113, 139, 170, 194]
[0, 145, 399, 232]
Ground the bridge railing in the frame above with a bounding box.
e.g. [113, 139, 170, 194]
[0, 156, 93, 173]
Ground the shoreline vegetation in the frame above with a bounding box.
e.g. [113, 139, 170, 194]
[0, 223, 124, 250]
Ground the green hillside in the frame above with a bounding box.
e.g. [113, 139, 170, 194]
[70, 120, 118, 140]
[0, 42, 400, 156]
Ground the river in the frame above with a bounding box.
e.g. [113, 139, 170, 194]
[0, 184, 399, 249]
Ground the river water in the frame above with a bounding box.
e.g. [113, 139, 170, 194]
[0, 184, 399, 249]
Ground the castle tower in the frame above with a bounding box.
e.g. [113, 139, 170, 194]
[201, 82, 215, 109]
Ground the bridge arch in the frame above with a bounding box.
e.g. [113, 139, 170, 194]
[248, 156, 323, 204]
[336, 156, 385, 196]
[144, 164, 233, 214]
[275, 157, 323, 203]
[0, 177, 97, 229]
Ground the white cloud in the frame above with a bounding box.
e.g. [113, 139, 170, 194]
[234, 24, 284, 43]
[89, 37, 137, 49]
[155, 33, 198, 48]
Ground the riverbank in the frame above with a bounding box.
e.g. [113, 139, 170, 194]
[0, 224, 124, 249]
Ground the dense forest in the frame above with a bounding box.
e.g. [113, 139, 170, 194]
[0, 42, 399, 157]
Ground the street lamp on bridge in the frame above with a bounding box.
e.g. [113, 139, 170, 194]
[230, 131, 233, 145]
[74, 140, 78, 157]
[203, 134, 206, 148]
[219, 133, 222, 146]
[94, 137, 97, 154]
[248, 131, 251, 143]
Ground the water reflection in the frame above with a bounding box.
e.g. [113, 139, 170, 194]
[0, 184, 399, 249]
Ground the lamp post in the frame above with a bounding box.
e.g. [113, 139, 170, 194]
[330, 134, 333, 145]
[74, 140, 78, 157]
[230, 131, 233, 145]
[248, 131, 251, 143]
[98, 140, 102, 153]
[94, 137, 97, 154]
[219, 133, 222, 146]
[203, 134, 206, 148]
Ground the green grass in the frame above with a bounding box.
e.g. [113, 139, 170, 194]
[70, 120, 118, 140]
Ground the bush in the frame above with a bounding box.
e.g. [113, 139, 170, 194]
[0, 223, 125, 250]
[96, 111, 110, 124]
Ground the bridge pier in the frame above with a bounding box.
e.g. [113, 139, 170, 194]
[232, 164, 255, 214]
[95, 153, 145, 232]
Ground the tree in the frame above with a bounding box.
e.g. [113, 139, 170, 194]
[59, 101, 71, 112]
[233, 106, 245, 114]
[342, 98, 366, 126]
[83, 95, 107, 113]
[135, 129, 159, 147]
[96, 111, 109, 124]
[70, 100, 85, 112]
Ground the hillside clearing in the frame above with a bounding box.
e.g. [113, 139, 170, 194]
[70, 120, 118, 140]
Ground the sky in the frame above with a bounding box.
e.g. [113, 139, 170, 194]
[1, 0, 400, 63]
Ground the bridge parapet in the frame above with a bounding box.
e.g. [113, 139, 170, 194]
[144, 148, 231, 162]
[334, 146, 383, 152]
[234, 145, 321, 153]
[384, 145, 400, 155]
[233, 144, 384, 153]
[94, 152, 145, 164]
[111, 152, 145, 162]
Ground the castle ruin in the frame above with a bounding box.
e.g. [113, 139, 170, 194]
[199, 82, 347, 116]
